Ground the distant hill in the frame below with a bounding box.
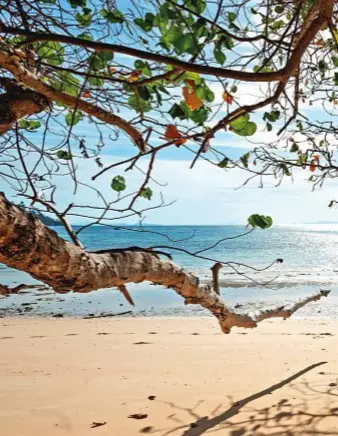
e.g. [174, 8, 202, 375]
[17, 202, 62, 226]
[31, 210, 62, 226]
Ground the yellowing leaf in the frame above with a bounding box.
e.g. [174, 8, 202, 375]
[182, 86, 202, 111]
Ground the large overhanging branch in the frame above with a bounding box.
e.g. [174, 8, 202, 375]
[0, 0, 333, 83]
[0, 193, 329, 333]
[0, 47, 145, 152]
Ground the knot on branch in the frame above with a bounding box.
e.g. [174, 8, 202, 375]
[0, 79, 50, 134]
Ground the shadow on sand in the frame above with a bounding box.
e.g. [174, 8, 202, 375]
[140, 361, 338, 435]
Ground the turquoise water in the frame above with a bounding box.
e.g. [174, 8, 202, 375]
[1, 224, 338, 317]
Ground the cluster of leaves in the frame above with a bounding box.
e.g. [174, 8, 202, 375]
[111, 176, 153, 200]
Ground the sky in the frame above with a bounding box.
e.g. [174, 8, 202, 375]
[40, 76, 338, 227]
[4, 3, 338, 227]
[6, 78, 338, 227]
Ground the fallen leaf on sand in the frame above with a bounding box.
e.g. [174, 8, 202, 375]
[90, 422, 106, 428]
[148, 395, 156, 401]
[140, 426, 153, 434]
[128, 414, 148, 420]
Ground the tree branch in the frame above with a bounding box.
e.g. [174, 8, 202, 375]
[0, 193, 329, 333]
[0, 46, 145, 151]
[0, 2, 332, 84]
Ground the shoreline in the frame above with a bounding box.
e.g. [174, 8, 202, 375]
[1, 316, 338, 435]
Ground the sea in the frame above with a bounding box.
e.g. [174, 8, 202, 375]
[1, 224, 338, 319]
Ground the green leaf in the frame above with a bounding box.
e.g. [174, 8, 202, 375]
[101, 8, 124, 24]
[78, 32, 92, 41]
[56, 150, 72, 160]
[87, 76, 104, 87]
[50, 71, 80, 96]
[138, 86, 151, 101]
[111, 175, 126, 192]
[75, 8, 92, 27]
[334, 72, 338, 86]
[195, 84, 215, 102]
[65, 110, 82, 126]
[230, 113, 249, 130]
[230, 114, 257, 136]
[88, 53, 113, 70]
[275, 5, 285, 13]
[248, 214, 273, 229]
[36, 41, 64, 66]
[290, 142, 299, 153]
[169, 103, 187, 120]
[318, 60, 327, 73]
[190, 106, 209, 124]
[185, 0, 206, 14]
[134, 12, 155, 31]
[240, 152, 250, 168]
[279, 163, 291, 176]
[227, 12, 237, 22]
[68, 0, 86, 8]
[214, 43, 226, 65]
[217, 158, 229, 168]
[18, 119, 41, 131]
[134, 60, 152, 77]
[263, 110, 280, 123]
[140, 187, 153, 200]
[128, 94, 151, 113]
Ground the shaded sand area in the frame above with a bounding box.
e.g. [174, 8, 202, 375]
[1, 317, 338, 435]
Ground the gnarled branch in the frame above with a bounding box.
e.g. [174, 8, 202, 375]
[0, 193, 329, 333]
[0, 47, 145, 151]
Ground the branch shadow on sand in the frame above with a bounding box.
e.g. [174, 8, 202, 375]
[141, 361, 338, 436]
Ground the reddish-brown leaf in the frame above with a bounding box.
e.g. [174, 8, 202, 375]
[164, 124, 186, 146]
[223, 91, 233, 104]
[129, 70, 142, 82]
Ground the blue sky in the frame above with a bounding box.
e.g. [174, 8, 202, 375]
[5, 5, 338, 226]
[7, 80, 338, 226]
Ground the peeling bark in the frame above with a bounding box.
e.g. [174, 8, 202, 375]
[0, 194, 329, 333]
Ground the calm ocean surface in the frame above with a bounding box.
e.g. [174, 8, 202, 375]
[1, 224, 338, 318]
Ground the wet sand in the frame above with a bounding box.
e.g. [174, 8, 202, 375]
[1, 316, 338, 435]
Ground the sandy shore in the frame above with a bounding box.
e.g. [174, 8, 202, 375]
[1, 316, 338, 435]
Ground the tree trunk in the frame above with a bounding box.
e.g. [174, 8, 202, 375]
[0, 194, 329, 333]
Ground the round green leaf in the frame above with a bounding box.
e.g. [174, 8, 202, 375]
[111, 175, 126, 192]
